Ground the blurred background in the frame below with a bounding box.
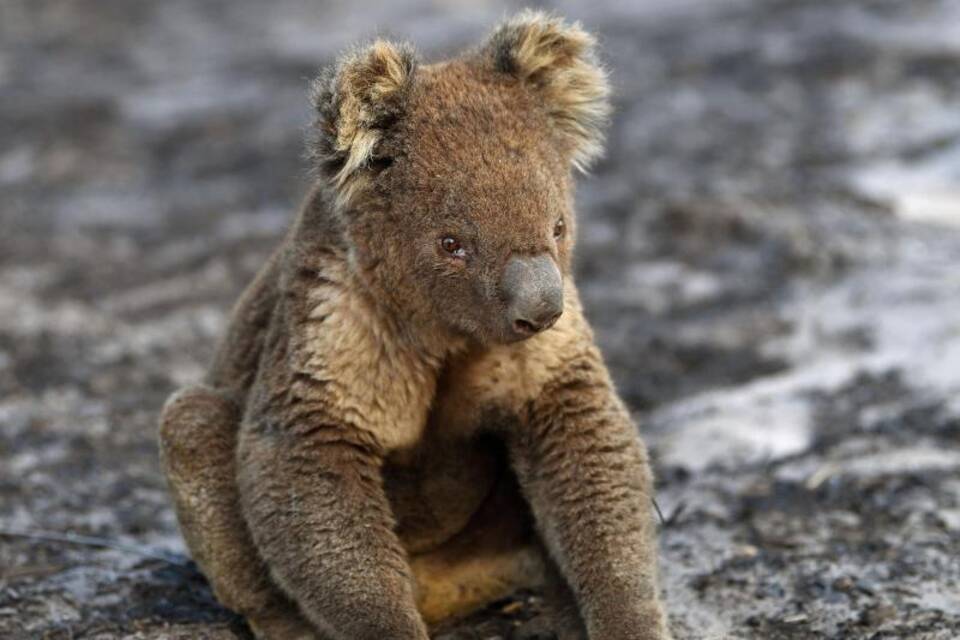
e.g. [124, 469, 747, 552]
[1, 0, 959, 638]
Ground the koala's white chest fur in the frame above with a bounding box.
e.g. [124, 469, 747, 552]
[299, 280, 437, 452]
[297, 268, 587, 454]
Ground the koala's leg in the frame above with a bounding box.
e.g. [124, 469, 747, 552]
[159, 386, 319, 640]
[236, 423, 429, 640]
[507, 354, 672, 640]
[409, 474, 544, 628]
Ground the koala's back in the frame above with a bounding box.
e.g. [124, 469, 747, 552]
[206, 188, 343, 404]
[206, 251, 282, 401]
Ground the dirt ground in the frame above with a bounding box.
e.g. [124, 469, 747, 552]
[1, 0, 959, 638]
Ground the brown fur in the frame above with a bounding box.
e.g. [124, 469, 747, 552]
[159, 11, 670, 640]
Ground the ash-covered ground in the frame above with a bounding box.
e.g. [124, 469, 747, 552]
[2, 1, 959, 638]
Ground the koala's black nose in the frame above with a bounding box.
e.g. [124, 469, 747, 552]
[502, 254, 564, 339]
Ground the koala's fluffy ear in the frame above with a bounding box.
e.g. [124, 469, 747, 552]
[483, 11, 611, 171]
[309, 40, 417, 200]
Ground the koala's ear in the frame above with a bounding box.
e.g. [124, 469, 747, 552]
[482, 11, 611, 171]
[309, 40, 417, 197]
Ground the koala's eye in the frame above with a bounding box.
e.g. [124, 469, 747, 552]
[553, 218, 566, 240]
[440, 236, 466, 259]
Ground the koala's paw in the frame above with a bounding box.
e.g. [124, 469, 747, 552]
[588, 606, 673, 640]
[247, 613, 321, 640]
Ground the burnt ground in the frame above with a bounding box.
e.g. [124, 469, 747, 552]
[1, 0, 960, 638]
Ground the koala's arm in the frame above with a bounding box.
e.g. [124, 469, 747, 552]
[236, 413, 428, 640]
[508, 340, 670, 639]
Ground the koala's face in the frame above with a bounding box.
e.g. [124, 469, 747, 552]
[378, 64, 577, 344]
[311, 13, 609, 345]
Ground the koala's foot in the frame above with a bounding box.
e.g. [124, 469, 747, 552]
[159, 385, 320, 640]
[536, 558, 588, 640]
[247, 606, 326, 640]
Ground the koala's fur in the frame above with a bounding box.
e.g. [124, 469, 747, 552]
[159, 11, 671, 640]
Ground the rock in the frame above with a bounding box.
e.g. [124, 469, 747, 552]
[859, 602, 898, 628]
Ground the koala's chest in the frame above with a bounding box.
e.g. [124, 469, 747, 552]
[432, 346, 540, 429]
[383, 350, 532, 554]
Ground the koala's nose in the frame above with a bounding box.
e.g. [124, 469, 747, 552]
[501, 254, 564, 339]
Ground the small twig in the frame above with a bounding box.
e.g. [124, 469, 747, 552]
[0, 526, 189, 567]
[2, 563, 65, 580]
[652, 497, 666, 526]
[664, 500, 687, 527]
[651, 498, 686, 528]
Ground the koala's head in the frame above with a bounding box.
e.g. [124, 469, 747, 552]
[309, 11, 610, 346]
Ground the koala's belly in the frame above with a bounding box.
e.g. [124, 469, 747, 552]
[383, 433, 505, 555]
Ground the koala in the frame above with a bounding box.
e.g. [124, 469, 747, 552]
[159, 11, 671, 640]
